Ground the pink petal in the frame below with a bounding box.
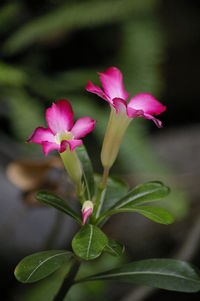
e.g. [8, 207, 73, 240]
[127, 93, 166, 116]
[143, 114, 163, 128]
[42, 141, 60, 156]
[127, 108, 163, 128]
[126, 107, 145, 118]
[82, 208, 93, 225]
[71, 117, 96, 139]
[27, 127, 55, 144]
[61, 139, 82, 152]
[46, 99, 74, 135]
[112, 98, 127, 114]
[99, 66, 129, 101]
[86, 80, 110, 103]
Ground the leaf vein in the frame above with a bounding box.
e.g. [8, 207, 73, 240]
[91, 271, 200, 283]
[86, 225, 93, 259]
[25, 252, 68, 282]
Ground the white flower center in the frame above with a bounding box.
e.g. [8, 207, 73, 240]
[55, 131, 73, 144]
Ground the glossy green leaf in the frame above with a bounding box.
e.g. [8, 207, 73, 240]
[36, 191, 82, 224]
[76, 145, 95, 200]
[123, 206, 174, 224]
[104, 239, 125, 257]
[112, 181, 170, 210]
[14, 250, 73, 283]
[72, 225, 108, 260]
[97, 206, 174, 225]
[19, 261, 73, 301]
[81, 259, 200, 292]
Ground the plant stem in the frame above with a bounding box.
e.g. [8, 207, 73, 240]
[92, 167, 109, 221]
[54, 260, 81, 301]
[92, 186, 103, 219]
[95, 187, 106, 218]
[101, 166, 110, 189]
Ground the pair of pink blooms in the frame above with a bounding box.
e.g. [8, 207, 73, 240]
[28, 66, 166, 224]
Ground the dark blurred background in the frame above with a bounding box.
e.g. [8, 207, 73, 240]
[0, 0, 200, 300]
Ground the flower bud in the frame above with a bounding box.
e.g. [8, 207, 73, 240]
[101, 108, 130, 170]
[82, 200, 94, 225]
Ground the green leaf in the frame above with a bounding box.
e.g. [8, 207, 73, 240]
[104, 239, 125, 257]
[19, 261, 73, 301]
[96, 206, 174, 225]
[100, 176, 129, 212]
[81, 259, 200, 292]
[124, 206, 174, 224]
[14, 250, 73, 283]
[72, 225, 108, 260]
[76, 145, 95, 200]
[36, 191, 82, 224]
[112, 181, 170, 209]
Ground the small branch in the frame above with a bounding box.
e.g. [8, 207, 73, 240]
[95, 188, 106, 218]
[54, 260, 81, 301]
[92, 186, 104, 220]
[92, 167, 109, 221]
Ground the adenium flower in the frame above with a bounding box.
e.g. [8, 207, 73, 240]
[28, 99, 96, 188]
[86, 67, 166, 171]
[28, 99, 96, 156]
[82, 200, 94, 225]
[86, 66, 166, 127]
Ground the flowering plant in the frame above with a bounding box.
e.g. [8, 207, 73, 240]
[14, 67, 200, 300]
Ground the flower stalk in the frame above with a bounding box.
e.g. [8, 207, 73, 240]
[60, 148, 82, 193]
[101, 166, 110, 189]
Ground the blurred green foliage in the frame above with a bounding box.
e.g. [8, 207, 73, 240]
[0, 0, 189, 300]
[0, 0, 188, 218]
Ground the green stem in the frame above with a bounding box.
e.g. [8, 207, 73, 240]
[95, 210, 111, 226]
[92, 186, 103, 219]
[77, 189, 85, 205]
[96, 188, 106, 218]
[54, 260, 81, 301]
[101, 166, 110, 189]
[92, 167, 110, 221]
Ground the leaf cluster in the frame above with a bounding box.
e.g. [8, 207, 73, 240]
[14, 146, 200, 297]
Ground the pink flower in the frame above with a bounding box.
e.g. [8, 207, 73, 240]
[28, 99, 96, 156]
[86, 67, 166, 173]
[86, 66, 166, 127]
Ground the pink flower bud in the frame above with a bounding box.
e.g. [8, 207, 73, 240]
[82, 201, 94, 225]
